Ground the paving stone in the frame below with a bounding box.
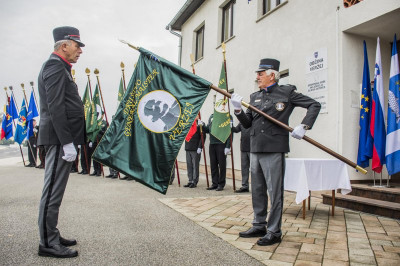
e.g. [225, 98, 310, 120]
[383, 245, 400, 253]
[244, 249, 272, 261]
[349, 248, 374, 257]
[300, 243, 324, 255]
[270, 253, 297, 263]
[294, 260, 321, 266]
[325, 240, 348, 250]
[278, 241, 302, 249]
[275, 246, 300, 256]
[283, 235, 315, 244]
[374, 250, 400, 259]
[297, 252, 323, 263]
[376, 258, 400, 266]
[252, 243, 278, 253]
[228, 240, 254, 250]
[348, 254, 377, 265]
[322, 259, 349, 266]
[369, 239, 393, 246]
[261, 259, 293, 266]
[324, 248, 349, 262]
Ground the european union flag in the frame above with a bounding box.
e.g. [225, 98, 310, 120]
[14, 99, 28, 145]
[357, 41, 373, 168]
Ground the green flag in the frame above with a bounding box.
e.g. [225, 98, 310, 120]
[210, 63, 231, 143]
[118, 77, 125, 102]
[87, 84, 104, 142]
[82, 82, 91, 133]
[92, 48, 211, 194]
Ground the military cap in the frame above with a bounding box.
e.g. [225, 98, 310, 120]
[256, 58, 280, 72]
[53, 26, 85, 47]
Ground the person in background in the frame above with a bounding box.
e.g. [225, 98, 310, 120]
[26, 119, 38, 167]
[232, 122, 251, 193]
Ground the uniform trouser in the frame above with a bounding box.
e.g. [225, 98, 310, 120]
[241, 151, 250, 188]
[80, 142, 91, 172]
[91, 142, 101, 173]
[38, 145, 73, 247]
[250, 152, 285, 237]
[186, 151, 200, 184]
[109, 167, 118, 175]
[209, 144, 227, 188]
[28, 144, 37, 165]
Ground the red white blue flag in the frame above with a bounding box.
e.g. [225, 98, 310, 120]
[369, 37, 386, 173]
[385, 35, 400, 175]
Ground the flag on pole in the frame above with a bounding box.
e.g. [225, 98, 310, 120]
[14, 99, 28, 144]
[1, 104, 13, 140]
[185, 119, 198, 142]
[82, 82, 91, 122]
[92, 47, 211, 194]
[118, 77, 125, 102]
[27, 91, 39, 139]
[9, 94, 19, 120]
[368, 37, 386, 173]
[86, 84, 104, 142]
[357, 41, 373, 168]
[210, 63, 231, 143]
[385, 35, 400, 175]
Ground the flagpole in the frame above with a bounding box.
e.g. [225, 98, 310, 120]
[120, 62, 127, 92]
[221, 43, 236, 191]
[3, 87, 26, 166]
[175, 160, 181, 187]
[85, 68, 94, 99]
[29, 81, 39, 112]
[190, 53, 210, 188]
[210, 84, 368, 174]
[20, 84, 38, 166]
[93, 69, 109, 126]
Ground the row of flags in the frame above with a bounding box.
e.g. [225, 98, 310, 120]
[1, 91, 38, 143]
[357, 35, 400, 176]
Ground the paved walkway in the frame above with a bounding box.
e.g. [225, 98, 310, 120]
[160, 192, 400, 265]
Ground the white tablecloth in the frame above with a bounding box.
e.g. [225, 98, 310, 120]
[284, 158, 352, 204]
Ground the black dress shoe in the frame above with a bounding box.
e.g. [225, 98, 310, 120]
[235, 187, 249, 193]
[79, 171, 88, 175]
[89, 172, 98, 176]
[70, 169, 77, 173]
[189, 183, 197, 188]
[25, 163, 35, 167]
[207, 186, 217, 190]
[60, 236, 77, 247]
[38, 244, 78, 258]
[106, 174, 113, 178]
[257, 234, 281, 246]
[184, 183, 191, 187]
[96, 172, 101, 176]
[216, 187, 224, 191]
[239, 227, 267, 238]
[126, 176, 135, 181]
[119, 176, 128, 180]
[38, 165, 45, 169]
[110, 175, 118, 179]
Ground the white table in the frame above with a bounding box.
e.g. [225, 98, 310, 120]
[284, 158, 352, 218]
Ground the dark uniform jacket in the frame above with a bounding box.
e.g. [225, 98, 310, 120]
[236, 84, 321, 153]
[37, 53, 85, 146]
[232, 123, 250, 152]
[185, 126, 206, 151]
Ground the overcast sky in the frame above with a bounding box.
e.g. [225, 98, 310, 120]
[0, 0, 187, 118]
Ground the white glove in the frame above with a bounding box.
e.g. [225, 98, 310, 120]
[224, 148, 231, 155]
[33, 144, 36, 148]
[78, 145, 81, 149]
[33, 128, 38, 133]
[230, 93, 243, 111]
[291, 124, 307, 139]
[62, 143, 77, 162]
[197, 148, 202, 154]
[197, 120, 204, 126]
[89, 142, 93, 148]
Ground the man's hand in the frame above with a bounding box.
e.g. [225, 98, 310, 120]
[224, 148, 231, 155]
[89, 142, 93, 148]
[197, 120, 204, 126]
[33, 128, 38, 133]
[197, 148, 202, 154]
[230, 93, 243, 111]
[62, 143, 77, 162]
[291, 124, 307, 139]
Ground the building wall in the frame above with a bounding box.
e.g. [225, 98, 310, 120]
[174, 0, 400, 181]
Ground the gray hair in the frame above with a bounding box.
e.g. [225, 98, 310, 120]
[54, 40, 71, 50]
[266, 69, 280, 81]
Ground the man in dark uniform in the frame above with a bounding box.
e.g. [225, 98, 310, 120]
[37, 26, 85, 258]
[79, 142, 90, 174]
[231, 58, 321, 246]
[184, 114, 206, 188]
[89, 120, 107, 176]
[199, 114, 232, 191]
[232, 122, 251, 193]
[27, 119, 38, 167]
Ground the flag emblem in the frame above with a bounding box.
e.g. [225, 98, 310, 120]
[275, 102, 285, 111]
[138, 90, 181, 133]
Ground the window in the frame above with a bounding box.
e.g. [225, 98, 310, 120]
[195, 25, 204, 60]
[261, 0, 287, 16]
[221, 1, 235, 43]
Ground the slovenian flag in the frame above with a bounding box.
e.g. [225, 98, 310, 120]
[369, 37, 386, 173]
[385, 35, 400, 175]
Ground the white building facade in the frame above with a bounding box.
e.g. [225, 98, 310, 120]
[167, 0, 400, 181]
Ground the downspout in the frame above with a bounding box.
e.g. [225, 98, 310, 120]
[169, 25, 182, 66]
[336, 5, 341, 153]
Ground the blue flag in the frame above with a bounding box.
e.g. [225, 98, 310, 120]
[27, 91, 39, 139]
[9, 94, 19, 120]
[357, 41, 373, 168]
[385, 34, 400, 175]
[14, 99, 28, 144]
[1, 104, 13, 140]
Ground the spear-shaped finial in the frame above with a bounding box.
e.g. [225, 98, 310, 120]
[30, 81, 34, 86]
[21, 83, 25, 90]
[85, 68, 90, 75]
[9, 86, 13, 91]
[3, 86, 7, 92]
[94, 68, 99, 75]
[119, 39, 140, 51]
[120, 62, 125, 70]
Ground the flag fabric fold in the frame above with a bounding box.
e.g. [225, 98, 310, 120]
[27, 91, 39, 139]
[14, 99, 28, 144]
[86, 85, 104, 142]
[9, 95, 19, 120]
[385, 35, 400, 175]
[210, 63, 231, 143]
[1, 104, 13, 140]
[357, 41, 373, 168]
[92, 47, 211, 194]
[368, 37, 387, 173]
[118, 77, 125, 102]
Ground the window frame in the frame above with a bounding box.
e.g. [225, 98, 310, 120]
[195, 25, 205, 61]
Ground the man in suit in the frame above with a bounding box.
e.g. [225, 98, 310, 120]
[232, 123, 251, 193]
[37, 26, 85, 258]
[231, 58, 321, 246]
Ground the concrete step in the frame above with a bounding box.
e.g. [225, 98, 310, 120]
[349, 183, 400, 203]
[322, 193, 400, 219]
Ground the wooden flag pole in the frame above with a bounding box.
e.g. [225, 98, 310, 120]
[210, 85, 368, 174]
[190, 53, 210, 188]
[93, 69, 109, 126]
[3, 86, 26, 166]
[20, 84, 38, 166]
[221, 43, 236, 191]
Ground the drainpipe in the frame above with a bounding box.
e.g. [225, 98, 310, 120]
[168, 25, 182, 66]
[335, 5, 341, 153]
